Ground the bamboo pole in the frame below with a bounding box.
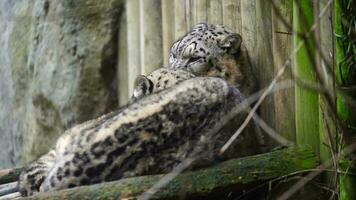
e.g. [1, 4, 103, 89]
[20, 147, 317, 200]
[334, 0, 356, 153]
[334, 0, 356, 199]
[318, 0, 337, 188]
[293, 0, 320, 155]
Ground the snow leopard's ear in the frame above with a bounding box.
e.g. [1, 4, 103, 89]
[132, 75, 154, 100]
[217, 33, 242, 54]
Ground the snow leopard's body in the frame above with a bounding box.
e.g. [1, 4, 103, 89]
[19, 77, 244, 195]
[19, 23, 261, 196]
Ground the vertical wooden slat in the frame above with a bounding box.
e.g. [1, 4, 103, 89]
[174, 0, 187, 39]
[126, 0, 141, 96]
[194, 0, 208, 24]
[208, 0, 223, 24]
[222, 0, 241, 33]
[118, 8, 129, 105]
[271, 0, 295, 142]
[185, 0, 192, 30]
[241, 0, 257, 70]
[189, 0, 196, 26]
[139, 0, 163, 74]
[162, 0, 176, 65]
[293, 0, 320, 155]
[256, 0, 276, 147]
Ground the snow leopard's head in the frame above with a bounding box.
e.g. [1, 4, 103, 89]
[169, 23, 242, 75]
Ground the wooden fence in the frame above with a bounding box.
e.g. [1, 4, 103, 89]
[116, 0, 334, 151]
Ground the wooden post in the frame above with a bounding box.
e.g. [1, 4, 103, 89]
[174, 0, 187, 39]
[126, 0, 141, 96]
[193, 0, 207, 24]
[117, 8, 129, 105]
[222, 0, 241, 33]
[139, 0, 163, 74]
[207, 0, 223, 24]
[241, 0, 257, 70]
[185, 0, 193, 30]
[256, 0, 276, 148]
[271, 0, 295, 142]
[161, 0, 176, 65]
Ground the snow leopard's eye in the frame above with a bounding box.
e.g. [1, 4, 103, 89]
[188, 56, 201, 63]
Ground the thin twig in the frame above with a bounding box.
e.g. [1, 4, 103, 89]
[251, 112, 294, 147]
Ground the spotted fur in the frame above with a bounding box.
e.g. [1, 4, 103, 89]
[19, 23, 262, 196]
[18, 150, 56, 196]
[169, 23, 257, 95]
[131, 68, 195, 102]
[19, 77, 246, 195]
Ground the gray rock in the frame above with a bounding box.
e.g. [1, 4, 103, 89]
[0, 0, 123, 167]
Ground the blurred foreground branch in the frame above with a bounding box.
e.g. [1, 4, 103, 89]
[18, 147, 317, 200]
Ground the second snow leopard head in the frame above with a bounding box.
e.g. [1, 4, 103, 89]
[131, 68, 195, 102]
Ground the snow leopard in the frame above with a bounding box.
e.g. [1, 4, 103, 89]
[169, 23, 257, 95]
[18, 24, 262, 197]
[18, 77, 247, 196]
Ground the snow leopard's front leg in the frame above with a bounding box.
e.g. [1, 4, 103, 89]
[18, 150, 56, 196]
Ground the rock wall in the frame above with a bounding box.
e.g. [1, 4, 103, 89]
[0, 0, 123, 167]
